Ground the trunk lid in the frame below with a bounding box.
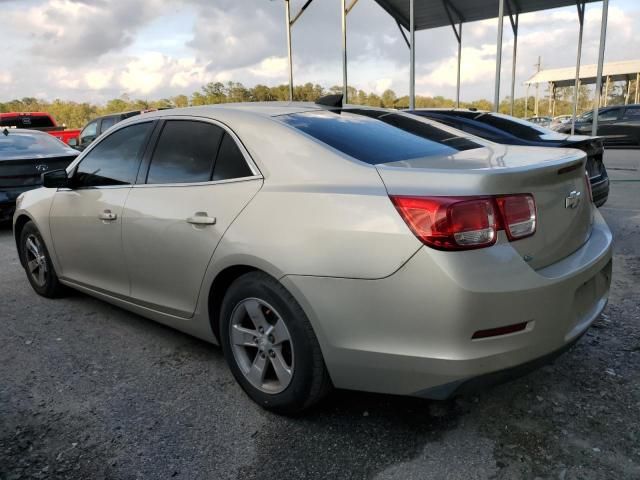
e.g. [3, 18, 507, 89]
[0, 155, 76, 188]
[376, 145, 593, 269]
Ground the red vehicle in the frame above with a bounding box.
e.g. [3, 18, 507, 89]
[0, 112, 81, 145]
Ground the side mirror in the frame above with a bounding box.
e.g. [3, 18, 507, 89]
[42, 169, 70, 189]
[68, 137, 78, 147]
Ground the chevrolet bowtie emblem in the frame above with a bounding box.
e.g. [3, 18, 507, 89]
[565, 190, 582, 209]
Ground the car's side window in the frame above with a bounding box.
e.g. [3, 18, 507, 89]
[146, 120, 224, 184]
[213, 133, 253, 181]
[80, 120, 98, 144]
[100, 116, 118, 134]
[622, 106, 640, 120]
[598, 109, 619, 122]
[74, 122, 152, 188]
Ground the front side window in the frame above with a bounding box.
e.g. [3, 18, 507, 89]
[80, 121, 98, 144]
[147, 120, 224, 184]
[74, 122, 152, 187]
[279, 110, 481, 165]
[598, 109, 619, 122]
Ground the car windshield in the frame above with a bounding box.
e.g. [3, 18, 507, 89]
[278, 109, 482, 165]
[0, 130, 72, 158]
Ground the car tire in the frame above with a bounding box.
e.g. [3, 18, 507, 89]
[19, 221, 66, 298]
[220, 271, 332, 414]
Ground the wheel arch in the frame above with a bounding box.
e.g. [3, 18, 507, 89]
[207, 265, 262, 343]
[13, 214, 34, 268]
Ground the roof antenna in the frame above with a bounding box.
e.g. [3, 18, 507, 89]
[315, 94, 343, 108]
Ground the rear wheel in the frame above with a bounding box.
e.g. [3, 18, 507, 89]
[19, 221, 65, 298]
[220, 272, 331, 414]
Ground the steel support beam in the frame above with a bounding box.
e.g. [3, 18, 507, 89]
[494, 0, 505, 112]
[592, 0, 609, 136]
[603, 75, 610, 107]
[285, 0, 293, 101]
[443, 1, 464, 108]
[410, 0, 415, 109]
[341, 0, 348, 105]
[625, 77, 631, 105]
[507, 0, 519, 116]
[571, 2, 585, 135]
[636, 72, 640, 104]
[524, 84, 529, 117]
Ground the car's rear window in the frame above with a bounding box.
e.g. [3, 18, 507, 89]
[0, 131, 71, 157]
[0, 115, 56, 128]
[278, 109, 481, 165]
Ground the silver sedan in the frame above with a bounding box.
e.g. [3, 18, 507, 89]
[13, 103, 612, 414]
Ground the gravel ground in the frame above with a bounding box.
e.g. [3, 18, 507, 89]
[1, 150, 639, 480]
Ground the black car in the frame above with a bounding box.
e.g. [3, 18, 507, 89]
[553, 104, 640, 147]
[410, 109, 609, 207]
[0, 128, 78, 221]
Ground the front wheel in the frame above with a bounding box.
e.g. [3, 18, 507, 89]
[219, 272, 331, 414]
[19, 221, 65, 298]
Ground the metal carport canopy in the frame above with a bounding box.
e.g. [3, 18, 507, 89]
[373, 0, 600, 31]
[525, 60, 640, 87]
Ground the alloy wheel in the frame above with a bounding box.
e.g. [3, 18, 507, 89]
[24, 234, 48, 288]
[229, 298, 294, 394]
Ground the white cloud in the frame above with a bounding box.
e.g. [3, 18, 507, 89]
[248, 57, 288, 79]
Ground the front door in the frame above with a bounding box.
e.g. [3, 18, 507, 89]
[122, 119, 261, 317]
[49, 121, 154, 296]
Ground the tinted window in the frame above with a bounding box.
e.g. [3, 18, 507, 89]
[279, 110, 481, 165]
[75, 122, 152, 187]
[472, 113, 556, 140]
[622, 106, 640, 120]
[0, 115, 55, 128]
[598, 109, 619, 121]
[100, 117, 118, 133]
[147, 120, 223, 184]
[0, 131, 74, 158]
[213, 133, 253, 181]
[80, 121, 98, 143]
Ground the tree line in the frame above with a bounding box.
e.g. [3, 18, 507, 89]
[1, 80, 633, 129]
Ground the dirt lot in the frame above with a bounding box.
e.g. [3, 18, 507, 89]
[1, 150, 639, 480]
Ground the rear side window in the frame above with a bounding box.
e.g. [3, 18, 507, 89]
[279, 110, 481, 165]
[100, 116, 119, 133]
[147, 120, 224, 184]
[75, 122, 152, 187]
[213, 133, 253, 181]
[622, 106, 640, 120]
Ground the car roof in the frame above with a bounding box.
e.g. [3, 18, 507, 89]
[135, 102, 380, 120]
[1, 127, 53, 136]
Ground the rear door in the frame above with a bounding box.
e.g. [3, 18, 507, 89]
[595, 107, 624, 144]
[619, 106, 640, 146]
[122, 118, 262, 317]
[49, 121, 154, 295]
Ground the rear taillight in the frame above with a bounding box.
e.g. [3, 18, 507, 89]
[495, 194, 536, 240]
[390, 194, 537, 251]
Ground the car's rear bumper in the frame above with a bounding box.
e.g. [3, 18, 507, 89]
[0, 186, 35, 221]
[282, 210, 613, 397]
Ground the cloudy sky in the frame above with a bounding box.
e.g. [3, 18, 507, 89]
[1, 0, 638, 103]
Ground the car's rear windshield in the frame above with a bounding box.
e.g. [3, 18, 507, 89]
[278, 109, 481, 165]
[0, 115, 55, 128]
[472, 113, 557, 140]
[0, 131, 72, 157]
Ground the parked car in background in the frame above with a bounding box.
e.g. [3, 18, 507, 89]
[13, 103, 612, 413]
[0, 128, 78, 222]
[525, 116, 553, 127]
[72, 109, 162, 151]
[552, 115, 572, 126]
[410, 109, 609, 206]
[0, 112, 80, 145]
[553, 104, 640, 147]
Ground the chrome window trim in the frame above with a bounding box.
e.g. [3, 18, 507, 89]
[131, 175, 263, 189]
